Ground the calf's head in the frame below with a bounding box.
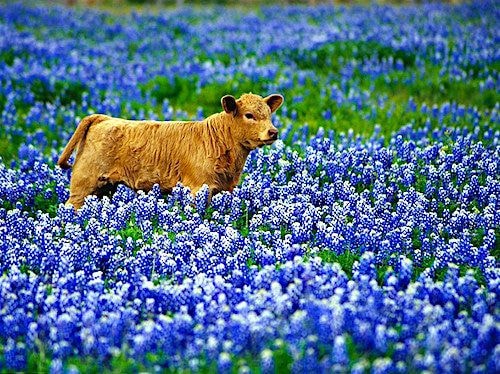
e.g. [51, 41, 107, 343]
[221, 93, 284, 150]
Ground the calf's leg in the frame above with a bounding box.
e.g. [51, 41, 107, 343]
[65, 161, 103, 209]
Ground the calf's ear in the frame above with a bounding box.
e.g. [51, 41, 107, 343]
[221, 95, 238, 115]
[264, 94, 284, 113]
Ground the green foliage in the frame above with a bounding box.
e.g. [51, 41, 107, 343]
[0, 48, 29, 66]
[376, 264, 392, 286]
[26, 349, 51, 374]
[65, 352, 145, 374]
[197, 77, 268, 115]
[143, 75, 198, 108]
[459, 265, 487, 287]
[33, 182, 59, 217]
[0, 135, 20, 162]
[273, 343, 293, 373]
[492, 230, 500, 261]
[317, 250, 360, 277]
[142, 73, 269, 116]
[345, 334, 364, 365]
[14, 342, 291, 374]
[280, 40, 417, 74]
[115, 217, 146, 255]
[411, 256, 488, 287]
[373, 64, 499, 109]
[1, 181, 59, 218]
[28, 79, 88, 107]
[233, 206, 251, 238]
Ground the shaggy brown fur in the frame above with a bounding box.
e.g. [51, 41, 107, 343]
[58, 93, 283, 209]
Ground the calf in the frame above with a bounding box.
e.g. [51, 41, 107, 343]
[58, 93, 284, 209]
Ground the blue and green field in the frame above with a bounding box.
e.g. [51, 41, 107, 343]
[0, 1, 498, 372]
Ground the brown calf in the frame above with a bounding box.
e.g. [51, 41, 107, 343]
[57, 93, 284, 209]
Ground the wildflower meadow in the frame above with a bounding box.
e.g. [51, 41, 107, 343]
[0, 1, 499, 372]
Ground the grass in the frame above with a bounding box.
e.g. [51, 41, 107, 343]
[15, 332, 383, 374]
[317, 250, 360, 277]
[21, 351, 153, 374]
[372, 63, 500, 109]
[276, 40, 417, 74]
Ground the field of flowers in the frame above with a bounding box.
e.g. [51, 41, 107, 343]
[0, 1, 499, 372]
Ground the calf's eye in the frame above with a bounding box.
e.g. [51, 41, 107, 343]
[245, 113, 255, 120]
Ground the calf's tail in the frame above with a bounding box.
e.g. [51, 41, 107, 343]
[57, 114, 110, 169]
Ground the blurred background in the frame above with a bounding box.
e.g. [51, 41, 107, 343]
[60, 0, 462, 8]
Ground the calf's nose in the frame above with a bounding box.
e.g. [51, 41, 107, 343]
[268, 129, 278, 139]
